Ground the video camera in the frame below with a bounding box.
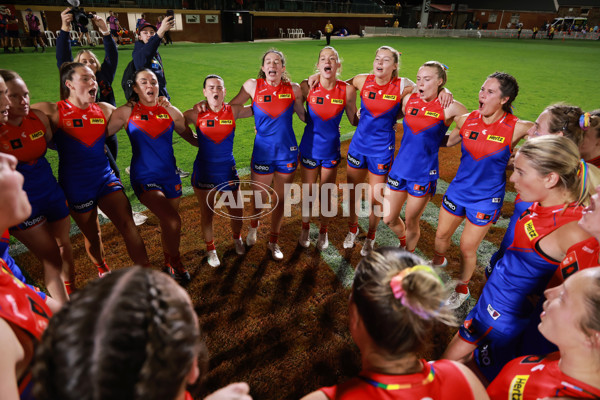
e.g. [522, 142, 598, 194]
[67, 0, 93, 26]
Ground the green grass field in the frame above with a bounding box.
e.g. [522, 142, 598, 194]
[3, 36, 600, 208]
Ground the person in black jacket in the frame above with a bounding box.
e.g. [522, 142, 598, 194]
[132, 18, 174, 100]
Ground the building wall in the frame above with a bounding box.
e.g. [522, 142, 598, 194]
[470, 9, 557, 30]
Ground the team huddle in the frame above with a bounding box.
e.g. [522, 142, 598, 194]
[1, 29, 600, 400]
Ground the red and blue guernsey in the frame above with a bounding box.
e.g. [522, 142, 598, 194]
[252, 78, 297, 161]
[348, 75, 405, 157]
[0, 257, 52, 400]
[54, 100, 111, 196]
[461, 202, 583, 380]
[487, 352, 600, 400]
[126, 103, 177, 181]
[195, 104, 236, 164]
[390, 93, 448, 181]
[445, 110, 517, 208]
[299, 80, 346, 160]
[319, 359, 474, 400]
[0, 112, 55, 202]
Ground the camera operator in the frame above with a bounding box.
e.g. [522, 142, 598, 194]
[132, 16, 174, 99]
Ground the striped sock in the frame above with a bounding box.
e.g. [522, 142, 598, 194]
[319, 225, 328, 234]
[250, 220, 259, 229]
[301, 222, 310, 230]
[398, 235, 407, 248]
[269, 232, 279, 244]
[232, 232, 241, 240]
[94, 260, 110, 275]
[64, 281, 73, 295]
[349, 222, 358, 234]
[367, 229, 376, 240]
[455, 281, 470, 294]
[206, 240, 216, 252]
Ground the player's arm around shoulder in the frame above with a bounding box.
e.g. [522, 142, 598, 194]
[443, 112, 469, 147]
[452, 361, 490, 400]
[444, 99, 468, 125]
[230, 79, 256, 105]
[106, 103, 131, 136]
[169, 105, 197, 146]
[31, 101, 59, 127]
[512, 119, 534, 147]
[345, 83, 358, 126]
[292, 82, 306, 122]
[0, 318, 25, 400]
[347, 73, 368, 91]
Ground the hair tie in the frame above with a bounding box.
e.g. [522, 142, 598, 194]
[580, 112, 591, 130]
[389, 265, 443, 299]
[441, 63, 449, 71]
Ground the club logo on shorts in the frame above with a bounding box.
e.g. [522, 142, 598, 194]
[382, 94, 397, 101]
[509, 375, 529, 399]
[331, 99, 343, 105]
[413, 184, 426, 192]
[302, 157, 317, 167]
[90, 118, 105, 124]
[29, 130, 44, 140]
[476, 212, 491, 221]
[387, 177, 399, 188]
[425, 111, 440, 118]
[524, 220, 538, 240]
[377, 163, 388, 170]
[467, 131, 480, 140]
[278, 94, 291, 99]
[254, 163, 270, 172]
[486, 135, 505, 143]
[487, 304, 501, 320]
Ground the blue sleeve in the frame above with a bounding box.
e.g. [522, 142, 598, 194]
[101, 33, 118, 83]
[56, 29, 73, 69]
[132, 34, 161, 70]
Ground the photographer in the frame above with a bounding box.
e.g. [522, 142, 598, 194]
[132, 17, 174, 99]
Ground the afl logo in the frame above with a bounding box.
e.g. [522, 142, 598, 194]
[207, 180, 279, 220]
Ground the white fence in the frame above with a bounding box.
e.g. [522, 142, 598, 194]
[363, 26, 600, 41]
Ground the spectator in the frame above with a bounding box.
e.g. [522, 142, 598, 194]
[107, 10, 122, 45]
[25, 8, 46, 52]
[324, 19, 333, 45]
[136, 13, 147, 32]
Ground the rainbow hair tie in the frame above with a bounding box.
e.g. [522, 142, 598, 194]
[441, 63, 449, 71]
[580, 112, 591, 130]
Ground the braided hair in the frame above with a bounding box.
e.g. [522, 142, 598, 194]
[33, 267, 206, 400]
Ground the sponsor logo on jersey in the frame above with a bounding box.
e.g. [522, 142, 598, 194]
[509, 375, 529, 399]
[65, 119, 84, 128]
[476, 212, 491, 221]
[367, 91, 376, 100]
[467, 131, 480, 140]
[487, 304, 501, 320]
[561, 253, 579, 280]
[520, 355, 545, 364]
[425, 111, 440, 118]
[316, 97, 324, 105]
[382, 94, 397, 101]
[10, 138, 23, 150]
[443, 196, 456, 211]
[157, 114, 169, 119]
[278, 93, 291, 99]
[207, 120, 215, 127]
[486, 135, 505, 143]
[90, 118, 105, 124]
[219, 120, 233, 125]
[258, 95, 271, 103]
[331, 98, 343, 105]
[29, 130, 44, 140]
[410, 108, 419, 116]
[347, 154, 360, 166]
[524, 220, 538, 240]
